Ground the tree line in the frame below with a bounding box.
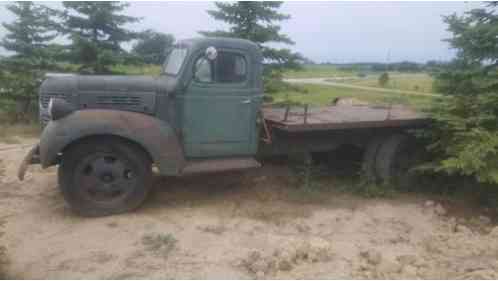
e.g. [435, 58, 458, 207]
[326, 61, 448, 73]
[0, 2, 177, 121]
[0, 1, 302, 121]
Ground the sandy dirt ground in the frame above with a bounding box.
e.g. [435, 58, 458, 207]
[2, 139, 498, 279]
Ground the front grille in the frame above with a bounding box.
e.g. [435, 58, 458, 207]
[96, 95, 141, 106]
[40, 92, 67, 108]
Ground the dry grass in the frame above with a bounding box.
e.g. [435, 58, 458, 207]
[0, 123, 40, 144]
[141, 233, 177, 258]
[197, 224, 226, 235]
[244, 205, 313, 226]
[0, 246, 7, 279]
[0, 220, 8, 279]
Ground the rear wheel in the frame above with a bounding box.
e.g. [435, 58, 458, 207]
[362, 136, 387, 181]
[59, 138, 152, 217]
[375, 134, 421, 186]
[362, 134, 423, 185]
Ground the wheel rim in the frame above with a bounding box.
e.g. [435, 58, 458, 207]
[74, 152, 138, 203]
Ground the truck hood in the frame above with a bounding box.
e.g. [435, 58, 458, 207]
[75, 75, 160, 92]
[39, 74, 176, 119]
[40, 74, 170, 94]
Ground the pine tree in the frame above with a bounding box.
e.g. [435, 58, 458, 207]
[199, 1, 303, 92]
[1, 2, 58, 60]
[132, 30, 175, 65]
[61, 2, 140, 74]
[0, 1, 58, 122]
[428, 3, 498, 184]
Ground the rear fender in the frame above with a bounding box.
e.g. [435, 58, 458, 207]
[39, 109, 185, 175]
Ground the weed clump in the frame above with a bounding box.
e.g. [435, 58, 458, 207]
[0, 220, 8, 279]
[141, 233, 177, 258]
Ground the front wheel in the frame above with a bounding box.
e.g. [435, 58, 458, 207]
[58, 138, 152, 217]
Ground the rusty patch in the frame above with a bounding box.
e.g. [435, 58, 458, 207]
[39, 109, 185, 175]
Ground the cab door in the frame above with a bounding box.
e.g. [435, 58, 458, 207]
[181, 49, 258, 158]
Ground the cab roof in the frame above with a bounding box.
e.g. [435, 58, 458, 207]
[177, 37, 261, 57]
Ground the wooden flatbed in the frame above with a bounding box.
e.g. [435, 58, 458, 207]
[262, 104, 430, 132]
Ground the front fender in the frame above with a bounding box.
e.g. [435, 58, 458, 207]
[39, 109, 185, 175]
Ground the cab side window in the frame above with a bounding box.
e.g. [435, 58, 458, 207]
[194, 51, 247, 84]
[194, 57, 213, 83]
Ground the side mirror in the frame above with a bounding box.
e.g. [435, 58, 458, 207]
[205, 46, 217, 60]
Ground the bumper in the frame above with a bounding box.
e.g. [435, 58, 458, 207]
[17, 143, 41, 181]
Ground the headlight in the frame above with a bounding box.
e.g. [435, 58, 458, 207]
[47, 98, 54, 119]
[48, 98, 76, 121]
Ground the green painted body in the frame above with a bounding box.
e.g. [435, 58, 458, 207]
[37, 37, 264, 175]
[177, 39, 263, 158]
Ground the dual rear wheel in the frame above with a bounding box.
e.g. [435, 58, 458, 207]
[362, 134, 422, 185]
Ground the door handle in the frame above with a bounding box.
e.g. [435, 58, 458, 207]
[241, 99, 251, 104]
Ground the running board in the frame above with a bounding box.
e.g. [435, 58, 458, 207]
[181, 158, 261, 175]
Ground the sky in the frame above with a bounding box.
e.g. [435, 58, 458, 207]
[0, 1, 481, 63]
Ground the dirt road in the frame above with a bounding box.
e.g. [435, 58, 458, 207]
[284, 78, 439, 97]
[2, 139, 498, 279]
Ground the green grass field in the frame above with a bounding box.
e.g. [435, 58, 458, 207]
[283, 64, 355, 79]
[270, 83, 434, 110]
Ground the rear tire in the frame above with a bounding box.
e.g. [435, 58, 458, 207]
[375, 134, 421, 185]
[58, 138, 152, 217]
[362, 136, 387, 181]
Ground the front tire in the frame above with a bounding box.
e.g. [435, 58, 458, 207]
[58, 138, 152, 217]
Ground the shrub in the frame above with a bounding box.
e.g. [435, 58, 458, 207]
[378, 72, 389, 87]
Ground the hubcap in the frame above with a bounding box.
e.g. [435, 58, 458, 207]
[75, 152, 137, 203]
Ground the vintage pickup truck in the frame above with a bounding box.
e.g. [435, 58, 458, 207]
[18, 37, 429, 216]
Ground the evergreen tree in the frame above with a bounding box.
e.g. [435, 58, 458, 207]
[428, 3, 498, 184]
[199, 1, 303, 92]
[1, 2, 58, 60]
[61, 2, 140, 73]
[132, 30, 175, 65]
[0, 1, 58, 122]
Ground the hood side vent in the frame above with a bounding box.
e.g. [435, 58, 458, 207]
[96, 95, 141, 106]
[78, 91, 156, 115]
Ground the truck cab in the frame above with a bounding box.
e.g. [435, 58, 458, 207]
[169, 38, 263, 159]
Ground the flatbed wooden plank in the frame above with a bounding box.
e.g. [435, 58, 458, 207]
[262, 104, 429, 132]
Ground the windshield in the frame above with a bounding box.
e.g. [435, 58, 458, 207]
[162, 47, 188, 76]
